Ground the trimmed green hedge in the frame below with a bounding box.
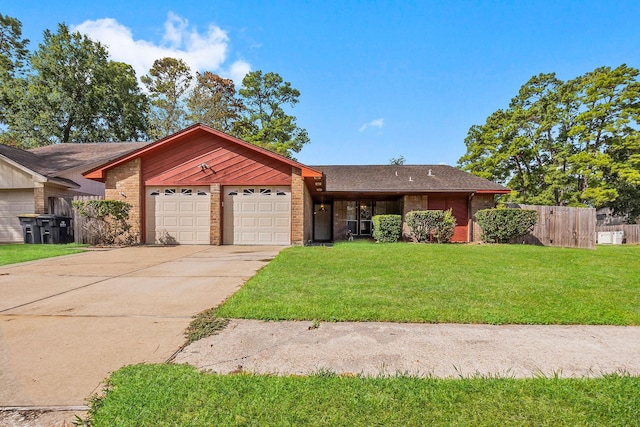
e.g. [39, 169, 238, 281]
[405, 210, 456, 243]
[372, 214, 402, 242]
[475, 208, 538, 243]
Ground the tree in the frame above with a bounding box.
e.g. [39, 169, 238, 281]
[142, 57, 192, 139]
[0, 14, 29, 125]
[3, 23, 148, 147]
[186, 71, 243, 133]
[234, 70, 309, 158]
[389, 155, 405, 165]
[458, 65, 640, 216]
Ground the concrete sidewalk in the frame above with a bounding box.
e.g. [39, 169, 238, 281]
[0, 245, 284, 410]
[175, 319, 640, 378]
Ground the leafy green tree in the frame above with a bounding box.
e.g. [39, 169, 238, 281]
[389, 155, 405, 165]
[0, 13, 29, 126]
[458, 65, 640, 217]
[234, 70, 309, 158]
[186, 71, 243, 134]
[3, 23, 148, 147]
[142, 57, 192, 139]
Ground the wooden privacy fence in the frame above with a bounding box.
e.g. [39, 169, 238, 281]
[507, 204, 596, 249]
[52, 195, 103, 244]
[596, 224, 640, 245]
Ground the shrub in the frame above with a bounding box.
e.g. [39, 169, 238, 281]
[72, 199, 137, 246]
[372, 214, 402, 242]
[475, 208, 538, 243]
[405, 210, 456, 243]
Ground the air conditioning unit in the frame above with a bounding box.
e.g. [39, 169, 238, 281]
[597, 231, 624, 244]
[598, 232, 612, 244]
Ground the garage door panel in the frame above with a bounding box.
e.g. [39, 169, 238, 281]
[241, 217, 258, 227]
[146, 187, 210, 245]
[258, 217, 273, 227]
[275, 217, 290, 227]
[275, 202, 289, 212]
[223, 186, 291, 245]
[0, 190, 35, 242]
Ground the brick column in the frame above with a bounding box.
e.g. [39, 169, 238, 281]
[291, 167, 304, 245]
[469, 194, 496, 242]
[402, 195, 428, 239]
[105, 158, 142, 244]
[210, 183, 221, 245]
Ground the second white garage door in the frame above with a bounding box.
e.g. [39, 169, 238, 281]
[223, 186, 291, 245]
[146, 187, 210, 245]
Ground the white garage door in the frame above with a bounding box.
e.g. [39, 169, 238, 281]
[146, 187, 210, 245]
[0, 190, 34, 242]
[223, 186, 291, 245]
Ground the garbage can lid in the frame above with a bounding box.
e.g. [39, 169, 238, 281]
[17, 213, 39, 218]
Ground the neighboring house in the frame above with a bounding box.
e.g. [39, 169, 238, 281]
[0, 142, 148, 242]
[83, 124, 509, 245]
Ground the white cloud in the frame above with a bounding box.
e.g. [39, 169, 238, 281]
[72, 13, 250, 85]
[359, 118, 385, 132]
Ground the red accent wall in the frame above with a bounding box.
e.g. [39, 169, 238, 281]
[429, 194, 469, 242]
[141, 130, 292, 186]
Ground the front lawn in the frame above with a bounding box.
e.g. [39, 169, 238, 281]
[88, 364, 640, 427]
[0, 243, 85, 266]
[215, 242, 640, 325]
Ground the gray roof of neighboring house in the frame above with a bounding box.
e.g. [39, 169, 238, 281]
[28, 142, 151, 174]
[0, 142, 150, 186]
[312, 165, 508, 193]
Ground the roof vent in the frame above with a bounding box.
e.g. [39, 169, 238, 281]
[428, 169, 434, 176]
[409, 177, 413, 182]
[395, 171, 398, 176]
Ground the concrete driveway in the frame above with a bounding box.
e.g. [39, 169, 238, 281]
[0, 245, 283, 409]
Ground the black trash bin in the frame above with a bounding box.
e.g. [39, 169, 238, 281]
[18, 214, 42, 244]
[37, 215, 72, 244]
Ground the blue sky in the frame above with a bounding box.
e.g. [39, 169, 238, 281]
[3, 1, 640, 166]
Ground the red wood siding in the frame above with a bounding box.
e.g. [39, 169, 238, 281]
[429, 194, 469, 242]
[141, 130, 292, 186]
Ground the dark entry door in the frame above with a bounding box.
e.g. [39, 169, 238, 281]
[314, 204, 332, 241]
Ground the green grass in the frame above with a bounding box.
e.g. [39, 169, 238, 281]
[0, 243, 85, 266]
[87, 364, 640, 427]
[215, 242, 640, 325]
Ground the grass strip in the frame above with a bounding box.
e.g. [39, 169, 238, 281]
[0, 243, 85, 266]
[215, 242, 640, 325]
[88, 364, 640, 427]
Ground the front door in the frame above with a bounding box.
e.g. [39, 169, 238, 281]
[314, 203, 332, 241]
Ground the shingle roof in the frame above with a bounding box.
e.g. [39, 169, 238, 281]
[0, 142, 151, 187]
[28, 142, 151, 174]
[312, 165, 508, 193]
[0, 144, 46, 175]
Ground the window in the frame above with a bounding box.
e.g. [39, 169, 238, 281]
[181, 188, 193, 195]
[260, 188, 272, 195]
[196, 190, 207, 196]
[276, 191, 287, 196]
[243, 188, 255, 195]
[149, 190, 160, 196]
[228, 190, 238, 196]
[164, 188, 176, 195]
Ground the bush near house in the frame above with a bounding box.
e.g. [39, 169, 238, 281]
[372, 214, 402, 242]
[72, 199, 136, 246]
[475, 208, 538, 243]
[405, 209, 456, 243]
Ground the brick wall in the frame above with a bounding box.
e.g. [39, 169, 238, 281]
[469, 193, 496, 242]
[291, 167, 304, 245]
[303, 182, 313, 244]
[402, 195, 428, 239]
[332, 200, 348, 240]
[104, 158, 142, 243]
[210, 183, 221, 245]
